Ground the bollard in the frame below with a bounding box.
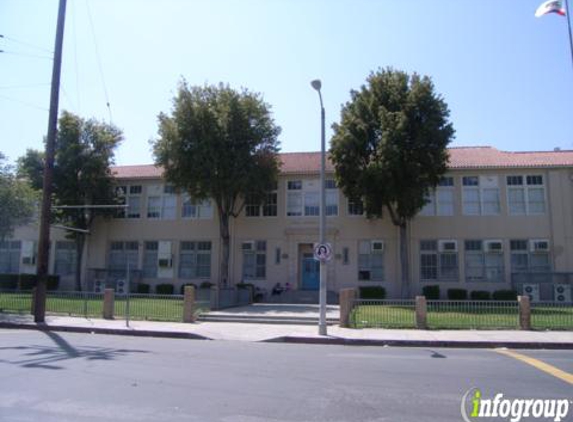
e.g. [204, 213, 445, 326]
[415, 296, 427, 330]
[183, 285, 196, 323]
[103, 288, 115, 320]
[518, 295, 531, 330]
[339, 288, 357, 328]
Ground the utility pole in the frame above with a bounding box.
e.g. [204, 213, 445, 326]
[34, 0, 67, 322]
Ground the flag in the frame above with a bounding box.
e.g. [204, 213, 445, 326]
[535, 0, 566, 17]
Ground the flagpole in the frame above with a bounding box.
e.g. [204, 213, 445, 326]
[565, 0, 573, 70]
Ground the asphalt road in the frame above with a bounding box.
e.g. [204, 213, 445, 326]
[0, 330, 571, 422]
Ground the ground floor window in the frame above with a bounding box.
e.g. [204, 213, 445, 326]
[242, 241, 266, 279]
[179, 241, 212, 279]
[108, 241, 139, 273]
[464, 240, 504, 282]
[510, 239, 550, 273]
[420, 240, 458, 282]
[54, 241, 77, 276]
[358, 240, 384, 281]
[0, 240, 21, 273]
[143, 241, 158, 278]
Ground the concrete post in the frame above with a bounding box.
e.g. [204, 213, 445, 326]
[415, 296, 427, 330]
[183, 285, 196, 323]
[518, 295, 531, 330]
[103, 288, 115, 320]
[210, 285, 219, 310]
[339, 288, 357, 328]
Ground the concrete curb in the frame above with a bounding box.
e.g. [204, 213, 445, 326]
[0, 322, 212, 341]
[265, 336, 573, 350]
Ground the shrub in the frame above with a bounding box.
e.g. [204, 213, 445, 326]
[359, 286, 386, 299]
[492, 289, 518, 301]
[470, 290, 491, 301]
[179, 283, 197, 295]
[200, 281, 213, 289]
[155, 283, 174, 295]
[422, 285, 440, 300]
[236, 282, 254, 290]
[447, 288, 468, 300]
[0, 274, 60, 291]
[136, 283, 150, 294]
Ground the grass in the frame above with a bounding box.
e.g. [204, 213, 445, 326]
[0, 291, 209, 322]
[351, 302, 573, 330]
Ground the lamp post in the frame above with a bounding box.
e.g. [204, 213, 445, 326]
[310, 79, 327, 336]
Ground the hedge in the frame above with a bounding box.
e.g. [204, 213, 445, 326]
[155, 283, 174, 295]
[470, 290, 491, 301]
[447, 288, 467, 300]
[492, 289, 518, 301]
[0, 273, 59, 291]
[422, 285, 440, 300]
[359, 286, 386, 299]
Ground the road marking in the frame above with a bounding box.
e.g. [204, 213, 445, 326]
[495, 349, 573, 386]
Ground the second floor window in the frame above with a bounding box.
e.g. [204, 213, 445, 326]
[420, 177, 454, 216]
[507, 175, 546, 215]
[462, 176, 500, 216]
[182, 195, 213, 219]
[287, 179, 338, 217]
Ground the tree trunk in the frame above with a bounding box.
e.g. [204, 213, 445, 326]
[75, 235, 85, 292]
[218, 212, 230, 288]
[399, 223, 411, 298]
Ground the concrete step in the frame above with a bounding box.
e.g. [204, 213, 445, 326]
[197, 314, 339, 326]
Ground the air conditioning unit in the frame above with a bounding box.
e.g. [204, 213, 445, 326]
[523, 284, 540, 302]
[484, 240, 503, 253]
[22, 256, 36, 266]
[554, 284, 572, 303]
[158, 258, 172, 268]
[94, 279, 105, 293]
[438, 240, 458, 253]
[242, 241, 255, 251]
[371, 240, 384, 253]
[530, 239, 550, 253]
[116, 279, 127, 295]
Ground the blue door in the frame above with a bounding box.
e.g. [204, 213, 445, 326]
[301, 253, 320, 290]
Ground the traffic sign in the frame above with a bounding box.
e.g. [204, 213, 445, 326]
[314, 242, 333, 262]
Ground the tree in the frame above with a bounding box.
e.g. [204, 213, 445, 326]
[0, 153, 37, 241]
[153, 82, 281, 287]
[18, 111, 122, 290]
[330, 68, 455, 298]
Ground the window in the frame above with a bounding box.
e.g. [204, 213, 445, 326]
[348, 196, 364, 216]
[181, 195, 213, 219]
[507, 175, 546, 215]
[108, 241, 139, 273]
[179, 241, 211, 279]
[242, 241, 266, 279]
[142, 241, 158, 278]
[54, 241, 77, 276]
[420, 240, 459, 281]
[464, 240, 504, 282]
[115, 185, 142, 218]
[0, 241, 21, 273]
[343, 247, 349, 265]
[358, 240, 384, 281]
[510, 239, 551, 273]
[275, 247, 281, 265]
[245, 185, 278, 217]
[420, 177, 455, 216]
[287, 179, 338, 217]
[147, 186, 176, 219]
[462, 176, 500, 216]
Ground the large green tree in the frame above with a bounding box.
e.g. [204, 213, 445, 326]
[18, 111, 123, 290]
[153, 82, 281, 287]
[330, 68, 455, 298]
[0, 153, 37, 241]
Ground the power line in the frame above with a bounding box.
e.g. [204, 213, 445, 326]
[0, 82, 50, 90]
[0, 93, 49, 112]
[85, 0, 113, 123]
[0, 34, 53, 54]
[0, 50, 53, 60]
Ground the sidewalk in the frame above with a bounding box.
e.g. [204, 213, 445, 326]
[1, 313, 572, 349]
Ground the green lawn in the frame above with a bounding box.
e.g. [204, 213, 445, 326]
[351, 303, 573, 330]
[0, 292, 208, 322]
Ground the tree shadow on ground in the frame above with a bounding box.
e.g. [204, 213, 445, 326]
[0, 330, 149, 370]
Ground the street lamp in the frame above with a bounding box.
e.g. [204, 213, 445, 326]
[310, 79, 327, 336]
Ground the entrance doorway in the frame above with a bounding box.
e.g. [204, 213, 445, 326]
[301, 253, 319, 290]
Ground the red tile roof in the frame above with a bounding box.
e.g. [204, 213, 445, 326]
[111, 147, 573, 179]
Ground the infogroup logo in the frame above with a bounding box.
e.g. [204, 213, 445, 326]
[461, 388, 571, 422]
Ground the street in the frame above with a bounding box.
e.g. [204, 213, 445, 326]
[0, 330, 571, 422]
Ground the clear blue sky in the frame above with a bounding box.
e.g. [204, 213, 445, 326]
[1, 0, 572, 166]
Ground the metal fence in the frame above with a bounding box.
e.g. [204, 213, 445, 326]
[45, 291, 105, 318]
[0, 290, 33, 314]
[531, 302, 573, 330]
[350, 299, 416, 328]
[218, 288, 251, 310]
[113, 294, 185, 322]
[426, 300, 519, 330]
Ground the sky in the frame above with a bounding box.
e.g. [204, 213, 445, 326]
[1, 0, 572, 167]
